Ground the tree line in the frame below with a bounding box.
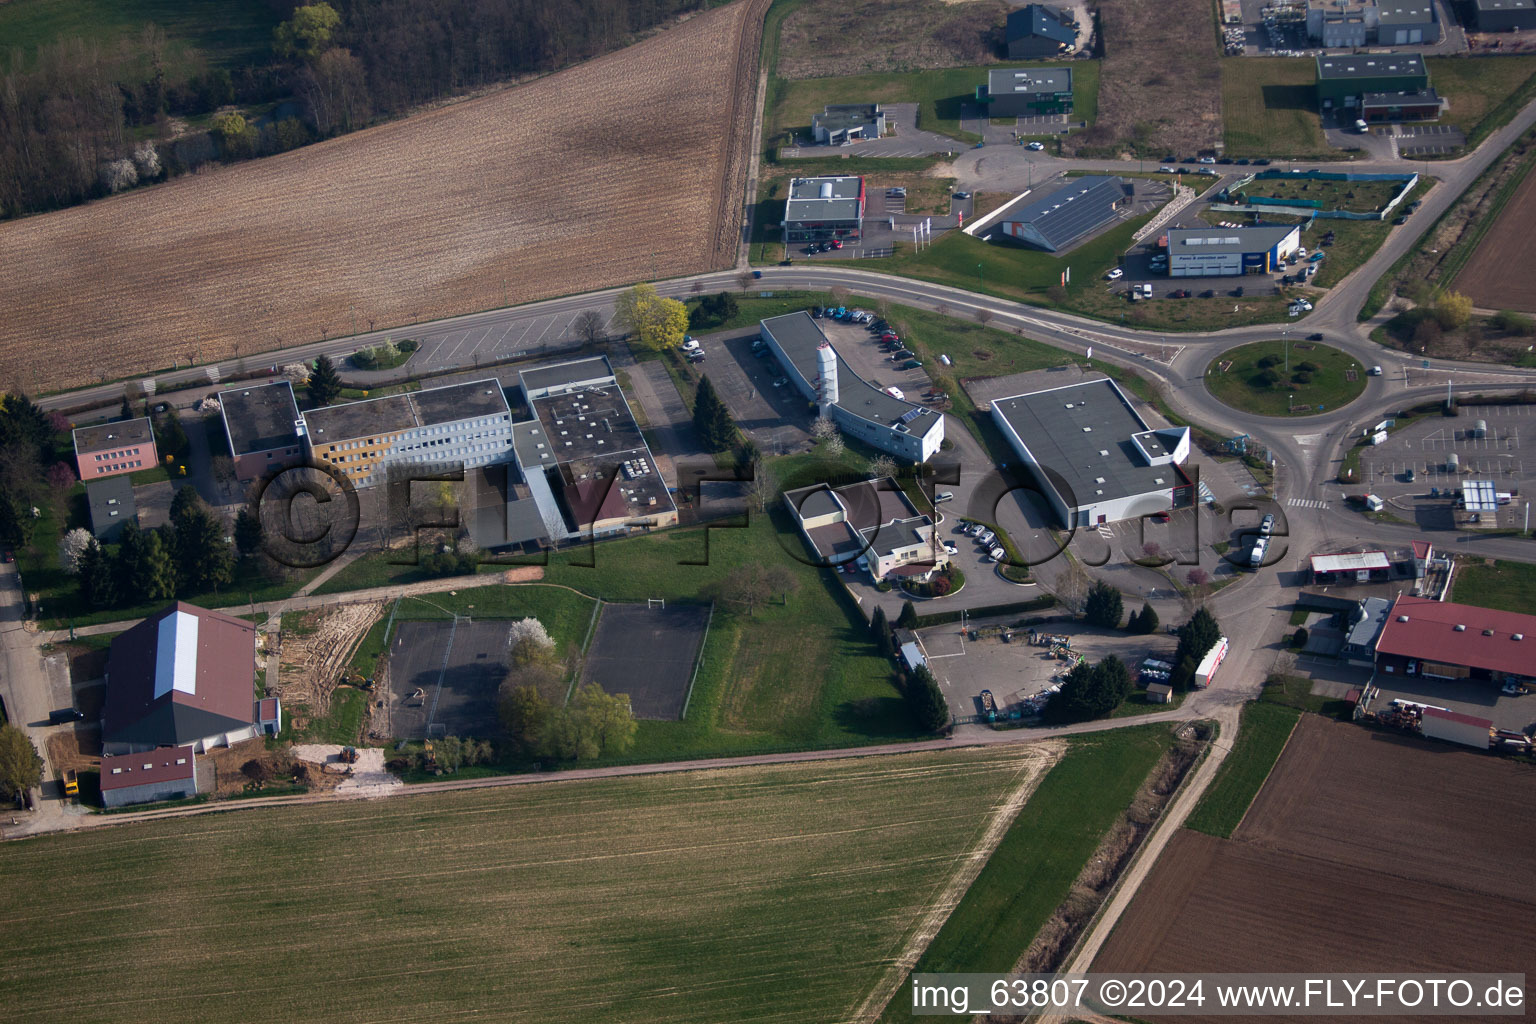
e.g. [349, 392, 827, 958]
[1, 0, 717, 219]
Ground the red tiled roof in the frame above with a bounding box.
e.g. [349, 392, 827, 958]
[567, 475, 627, 525]
[1422, 707, 1493, 729]
[1411, 540, 1431, 560]
[1375, 596, 1536, 677]
[99, 746, 196, 791]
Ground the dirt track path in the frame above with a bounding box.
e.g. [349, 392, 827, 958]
[848, 741, 1067, 1024]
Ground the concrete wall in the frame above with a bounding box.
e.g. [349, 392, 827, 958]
[233, 446, 304, 483]
[102, 776, 196, 809]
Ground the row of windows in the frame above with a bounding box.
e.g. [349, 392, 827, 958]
[92, 447, 142, 462]
[94, 460, 142, 473]
[324, 416, 512, 454]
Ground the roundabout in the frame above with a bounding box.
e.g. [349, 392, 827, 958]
[1204, 339, 1368, 417]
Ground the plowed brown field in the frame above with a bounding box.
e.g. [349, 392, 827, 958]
[1093, 717, 1536, 1022]
[0, 0, 767, 396]
[1457, 163, 1536, 312]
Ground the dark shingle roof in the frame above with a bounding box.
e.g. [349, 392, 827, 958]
[1005, 4, 1074, 44]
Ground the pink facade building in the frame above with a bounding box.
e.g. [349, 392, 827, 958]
[73, 417, 157, 481]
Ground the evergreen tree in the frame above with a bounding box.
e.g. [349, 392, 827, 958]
[77, 538, 117, 609]
[895, 599, 918, 630]
[1133, 603, 1160, 635]
[906, 666, 950, 733]
[234, 508, 263, 557]
[1095, 655, 1132, 704]
[1175, 607, 1222, 669]
[870, 605, 893, 658]
[120, 396, 133, 421]
[115, 522, 176, 603]
[692, 375, 736, 453]
[1171, 655, 1199, 693]
[1084, 580, 1124, 629]
[308, 353, 342, 406]
[1044, 659, 1098, 723]
[174, 502, 234, 594]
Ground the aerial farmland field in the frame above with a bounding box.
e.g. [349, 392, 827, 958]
[1092, 716, 1536, 1016]
[0, 746, 1058, 1024]
[0, 0, 767, 396]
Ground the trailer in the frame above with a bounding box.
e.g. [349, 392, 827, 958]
[1419, 707, 1494, 749]
[1193, 636, 1229, 689]
[979, 689, 997, 722]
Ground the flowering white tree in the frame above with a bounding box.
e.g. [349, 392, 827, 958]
[58, 528, 94, 574]
[811, 417, 837, 440]
[99, 158, 138, 193]
[508, 617, 554, 663]
[132, 142, 161, 179]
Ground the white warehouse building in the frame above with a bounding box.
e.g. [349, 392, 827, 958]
[1166, 225, 1300, 277]
[759, 312, 944, 462]
[991, 377, 1194, 527]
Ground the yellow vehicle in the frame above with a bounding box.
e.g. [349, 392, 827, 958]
[62, 768, 79, 797]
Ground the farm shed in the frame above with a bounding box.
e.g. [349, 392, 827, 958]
[1420, 708, 1493, 749]
[996, 177, 1129, 253]
[1146, 682, 1173, 703]
[990, 378, 1193, 528]
[99, 747, 199, 809]
[978, 68, 1074, 117]
[1006, 4, 1076, 58]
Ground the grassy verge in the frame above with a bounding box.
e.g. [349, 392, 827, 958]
[878, 725, 1174, 1022]
[1204, 340, 1367, 417]
[766, 66, 1003, 150]
[1450, 558, 1536, 611]
[1183, 700, 1301, 838]
[1426, 56, 1536, 149]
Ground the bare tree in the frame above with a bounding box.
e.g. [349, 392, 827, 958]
[572, 310, 605, 346]
[747, 459, 778, 514]
[737, 270, 754, 293]
[540, 500, 568, 550]
[867, 454, 898, 481]
[1054, 559, 1092, 616]
[829, 285, 849, 306]
[823, 432, 845, 457]
[974, 308, 994, 326]
[811, 416, 838, 440]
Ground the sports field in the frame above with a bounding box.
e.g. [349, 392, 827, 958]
[0, 747, 1054, 1023]
[1093, 716, 1536, 1000]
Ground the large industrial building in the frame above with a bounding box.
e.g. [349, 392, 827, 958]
[1473, 0, 1536, 31]
[103, 603, 274, 755]
[991, 377, 1193, 527]
[997, 176, 1128, 252]
[1165, 225, 1301, 277]
[1005, 4, 1076, 58]
[511, 356, 677, 542]
[782, 176, 865, 244]
[783, 479, 948, 581]
[811, 104, 886, 145]
[1305, 0, 1440, 46]
[301, 379, 515, 488]
[219, 381, 304, 483]
[758, 312, 945, 463]
[1373, 595, 1536, 688]
[978, 67, 1074, 117]
[1315, 53, 1428, 114]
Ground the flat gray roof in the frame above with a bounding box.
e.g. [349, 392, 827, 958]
[74, 417, 153, 453]
[1316, 53, 1426, 79]
[1001, 176, 1125, 250]
[1363, 88, 1440, 106]
[529, 385, 646, 465]
[1477, 0, 1534, 10]
[987, 67, 1073, 96]
[518, 356, 614, 397]
[993, 378, 1186, 508]
[1168, 225, 1297, 257]
[784, 176, 864, 224]
[512, 420, 558, 470]
[85, 476, 135, 538]
[303, 379, 510, 444]
[1378, 1, 1434, 21]
[760, 312, 940, 437]
[218, 381, 300, 456]
[814, 104, 882, 133]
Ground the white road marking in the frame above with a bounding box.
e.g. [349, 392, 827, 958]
[1286, 498, 1329, 508]
[1293, 433, 1323, 446]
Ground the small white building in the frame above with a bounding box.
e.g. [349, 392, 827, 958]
[1166, 225, 1300, 278]
[783, 478, 949, 581]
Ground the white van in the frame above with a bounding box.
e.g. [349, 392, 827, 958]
[934, 491, 954, 504]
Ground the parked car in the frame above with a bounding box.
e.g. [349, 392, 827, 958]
[1307, 332, 1323, 341]
[1217, 157, 1233, 164]
[1260, 513, 1275, 536]
[1198, 156, 1216, 164]
[1370, 365, 1383, 376]
[1106, 267, 1124, 280]
[901, 359, 922, 370]
[1253, 157, 1271, 165]
[977, 529, 995, 545]
[752, 269, 762, 278]
[989, 546, 1006, 562]
[943, 542, 958, 555]
[1026, 141, 1045, 151]
[772, 377, 790, 388]
[1394, 215, 1407, 225]
[1151, 511, 1171, 523]
[881, 332, 899, 342]
[954, 191, 970, 200]
[1159, 166, 1175, 173]
[1236, 157, 1251, 165]
[1200, 289, 1215, 299]
[1141, 283, 1152, 298]
[935, 491, 954, 503]
[48, 708, 85, 725]
[1502, 683, 1526, 696]
[1198, 168, 1217, 176]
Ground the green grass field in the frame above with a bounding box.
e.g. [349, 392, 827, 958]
[1205, 340, 1367, 417]
[878, 725, 1175, 1022]
[315, 511, 925, 764]
[1221, 58, 1332, 159]
[1184, 700, 1301, 838]
[1425, 56, 1536, 148]
[0, 0, 279, 70]
[0, 748, 1051, 1023]
[1451, 558, 1536, 612]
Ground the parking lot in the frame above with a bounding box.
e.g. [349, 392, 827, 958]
[815, 317, 935, 405]
[703, 329, 814, 455]
[1395, 123, 1467, 157]
[1370, 676, 1535, 736]
[1357, 403, 1532, 498]
[917, 619, 1180, 723]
